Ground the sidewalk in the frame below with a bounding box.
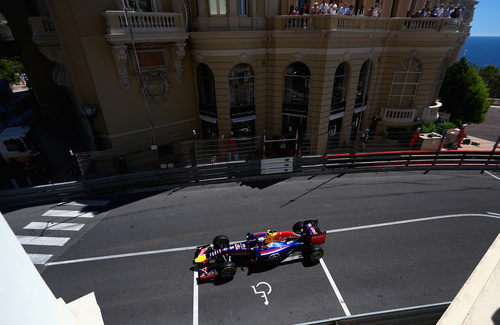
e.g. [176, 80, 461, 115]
[444, 135, 499, 152]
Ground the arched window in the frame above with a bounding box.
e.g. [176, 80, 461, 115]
[229, 63, 255, 136]
[388, 57, 422, 107]
[331, 62, 349, 114]
[355, 60, 372, 108]
[282, 62, 310, 134]
[197, 64, 218, 138]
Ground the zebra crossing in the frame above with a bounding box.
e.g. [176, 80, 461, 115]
[16, 199, 110, 266]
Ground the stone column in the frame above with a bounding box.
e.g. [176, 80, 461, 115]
[197, 0, 208, 29]
[380, 0, 394, 17]
[229, 0, 239, 30]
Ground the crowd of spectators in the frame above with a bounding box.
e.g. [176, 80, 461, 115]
[289, 1, 380, 17]
[288, 1, 464, 19]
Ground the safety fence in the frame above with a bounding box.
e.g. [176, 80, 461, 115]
[0, 150, 498, 210]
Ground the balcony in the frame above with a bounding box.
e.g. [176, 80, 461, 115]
[381, 107, 417, 124]
[103, 11, 187, 44]
[268, 15, 464, 33]
[28, 17, 58, 47]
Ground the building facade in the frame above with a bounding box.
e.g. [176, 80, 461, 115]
[2, 0, 477, 171]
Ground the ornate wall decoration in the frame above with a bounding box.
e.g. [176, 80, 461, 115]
[175, 42, 186, 81]
[293, 52, 303, 61]
[409, 49, 419, 59]
[111, 45, 130, 90]
[194, 52, 205, 63]
[342, 51, 351, 62]
[238, 53, 249, 63]
[142, 70, 169, 102]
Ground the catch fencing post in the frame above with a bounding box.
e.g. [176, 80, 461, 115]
[482, 134, 500, 173]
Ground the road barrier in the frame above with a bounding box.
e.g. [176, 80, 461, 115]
[0, 150, 498, 210]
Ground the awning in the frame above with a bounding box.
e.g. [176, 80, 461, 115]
[329, 111, 345, 120]
[199, 114, 217, 124]
[231, 115, 256, 123]
[354, 105, 367, 114]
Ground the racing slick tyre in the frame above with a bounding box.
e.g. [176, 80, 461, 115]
[305, 244, 324, 263]
[213, 235, 229, 249]
[217, 260, 237, 279]
[293, 221, 305, 234]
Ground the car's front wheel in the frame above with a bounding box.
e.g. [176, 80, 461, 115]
[217, 260, 237, 279]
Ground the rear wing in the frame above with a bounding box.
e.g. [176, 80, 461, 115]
[304, 220, 326, 245]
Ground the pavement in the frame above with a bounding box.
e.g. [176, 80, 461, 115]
[3, 170, 500, 324]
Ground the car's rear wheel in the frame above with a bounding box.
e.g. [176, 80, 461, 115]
[293, 221, 305, 234]
[305, 244, 323, 263]
[213, 235, 229, 249]
[217, 260, 237, 279]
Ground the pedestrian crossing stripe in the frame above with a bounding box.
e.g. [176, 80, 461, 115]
[16, 235, 70, 246]
[24, 221, 85, 232]
[42, 210, 96, 218]
[61, 200, 110, 207]
[28, 253, 53, 265]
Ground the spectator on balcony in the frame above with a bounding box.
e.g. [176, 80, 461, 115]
[320, 0, 330, 14]
[431, 6, 439, 17]
[289, 5, 297, 15]
[365, 7, 373, 16]
[444, 6, 452, 18]
[337, 3, 346, 15]
[450, 7, 461, 19]
[436, 3, 445, 17]
[344, 5, 354, 16]
[357, 6, 365, 16]
[299, 3, 309, 15]
[311, 2, 320, 15]
[329, 1, 338, 14]
[372, 3, 380, 17]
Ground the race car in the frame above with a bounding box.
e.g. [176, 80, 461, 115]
[193, 220, 326, 282]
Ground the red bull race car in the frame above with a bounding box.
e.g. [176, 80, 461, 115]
[193, 220, 326, 282]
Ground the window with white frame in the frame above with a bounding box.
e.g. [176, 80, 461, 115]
[387, 57, 422, 107]
[238, 0, 247, 16]
[209, 0, 227, 16]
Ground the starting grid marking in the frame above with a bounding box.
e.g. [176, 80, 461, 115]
[16, 200, 110, 265]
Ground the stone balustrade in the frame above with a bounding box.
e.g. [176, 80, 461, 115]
[103, 11, 184, 35]
[382, 107, 417, 123]
[28, 17, 56, 39]
[270, 15, 463, 32]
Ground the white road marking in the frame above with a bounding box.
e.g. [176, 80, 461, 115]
[61, 200, 110, 207]
[487, 212, 500, 217]
[24, 221, 85, 232]
[45, 245, 199, 266]
[293, 301, 451, 325]
[320, 258, 351, 316]
[42, 210, 96, 218]
[17, 235, 70, 246]
[251, 282, 272, 305]
[484, 171, 500, 181]
[326, 213, 500, 234]
[28, 253, 53, 265]
[193, 271, 198, 325]
[45, 213, 500, 267]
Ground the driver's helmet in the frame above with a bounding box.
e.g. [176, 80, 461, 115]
[264, 230, 277, 244]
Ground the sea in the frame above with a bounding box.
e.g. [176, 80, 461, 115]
[459, 36, 500, 68]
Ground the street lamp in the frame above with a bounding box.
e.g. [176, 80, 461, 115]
[80, 105, 103, 150]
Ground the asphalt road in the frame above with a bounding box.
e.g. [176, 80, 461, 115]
[467, 105, 500, 142]
[3, 170, 500, 324]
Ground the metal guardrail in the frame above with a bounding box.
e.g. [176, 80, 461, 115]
[295, 301, 451, 325]
[0, 151, 498, 210]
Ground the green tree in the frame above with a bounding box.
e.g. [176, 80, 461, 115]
[479, 65, 500, 98]
[439, 57, 490, 125]
[0, 58, 24, 84]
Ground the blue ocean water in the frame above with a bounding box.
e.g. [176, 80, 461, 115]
[459, 36, 500, 68]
